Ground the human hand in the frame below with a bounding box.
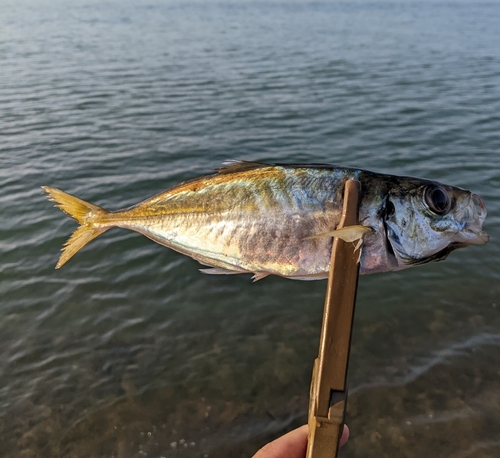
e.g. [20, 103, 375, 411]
[252, 424, 349, 458]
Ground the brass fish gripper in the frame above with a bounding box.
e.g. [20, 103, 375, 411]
[306, 179, 361, 458]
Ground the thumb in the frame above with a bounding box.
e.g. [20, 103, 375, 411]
[253, 424, 349, 458]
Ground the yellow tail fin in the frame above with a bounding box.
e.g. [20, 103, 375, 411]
[42, 186, 112, 268]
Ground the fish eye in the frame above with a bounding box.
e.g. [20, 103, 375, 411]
[424, 186, 451, 215]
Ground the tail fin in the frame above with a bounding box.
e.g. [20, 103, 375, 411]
[42, 186, 112, 268]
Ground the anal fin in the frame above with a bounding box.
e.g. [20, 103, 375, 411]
[199, 267, 269, 282]
[199, 267, 246, 276]
[251, 272, 269, 282]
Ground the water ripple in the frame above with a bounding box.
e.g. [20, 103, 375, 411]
[1, 1, 500, 457]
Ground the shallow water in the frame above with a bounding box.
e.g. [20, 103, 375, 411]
[1, 1, 500, 457]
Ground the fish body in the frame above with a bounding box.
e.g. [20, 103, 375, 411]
[43, 161, 488, 280]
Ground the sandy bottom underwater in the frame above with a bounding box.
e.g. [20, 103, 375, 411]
[3, 301, 500, 458]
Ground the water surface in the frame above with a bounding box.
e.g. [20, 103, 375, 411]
[1, 1, 500, 457]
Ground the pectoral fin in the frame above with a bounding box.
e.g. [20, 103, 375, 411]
[306, 225, 373, 260]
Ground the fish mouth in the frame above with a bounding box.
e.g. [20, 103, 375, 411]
[472, 193, 487, 221]
[458, 193, 489, 245]
[460, 228, 489, 245]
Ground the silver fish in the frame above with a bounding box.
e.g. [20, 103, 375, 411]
[43, 161, 488, 280]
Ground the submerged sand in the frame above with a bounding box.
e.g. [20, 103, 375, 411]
[3, 296, 499, 458]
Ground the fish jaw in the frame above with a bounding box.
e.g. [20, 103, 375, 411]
[455, 193, 489, 245]
[431, 192, 489, 246]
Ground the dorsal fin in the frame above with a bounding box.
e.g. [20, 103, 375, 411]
[215, 160, 270, 175]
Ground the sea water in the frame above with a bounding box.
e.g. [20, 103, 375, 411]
[1, 1, 499, 456]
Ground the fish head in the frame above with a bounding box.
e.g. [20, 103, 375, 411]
[383, 181, 488, 267]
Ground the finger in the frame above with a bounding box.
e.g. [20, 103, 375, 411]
[339, 424, 350, 447]
[253, 425, 308, 458]
[252, 424, 349, 458]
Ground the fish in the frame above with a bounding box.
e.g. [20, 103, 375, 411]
[42, 160, 488, 281]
